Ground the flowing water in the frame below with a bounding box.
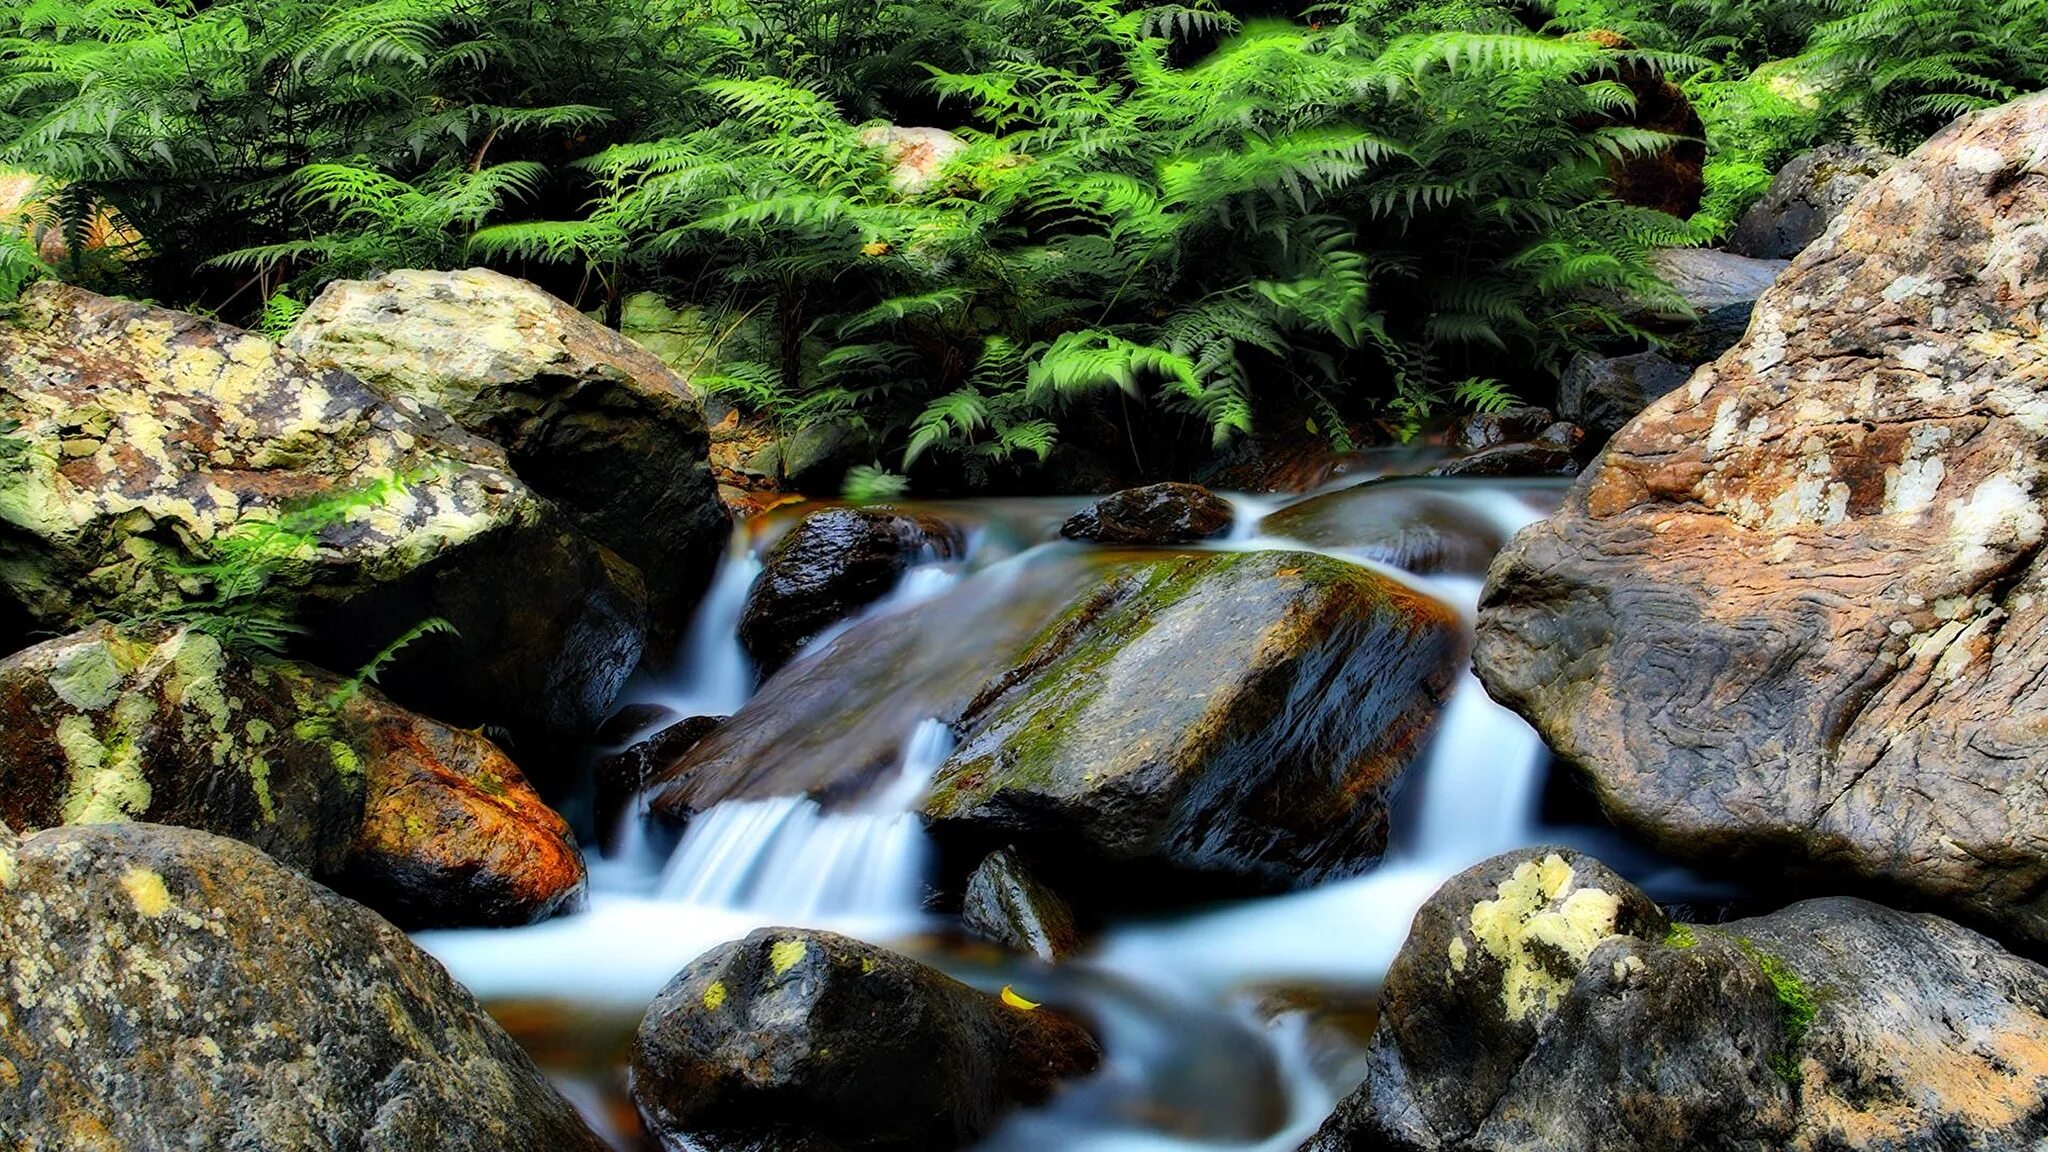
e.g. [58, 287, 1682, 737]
[416, 466, 1728, 1151]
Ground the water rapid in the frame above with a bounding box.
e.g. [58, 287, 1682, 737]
[416, 473, 1724, 1150]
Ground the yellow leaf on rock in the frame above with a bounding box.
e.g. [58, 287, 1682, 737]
[1000, 985, 1040, 1011]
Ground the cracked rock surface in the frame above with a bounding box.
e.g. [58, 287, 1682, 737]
[1474, 93, 2048, 944]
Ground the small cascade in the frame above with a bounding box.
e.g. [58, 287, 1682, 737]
[654, 718, 954, 919]
[639, 541, 761, 718]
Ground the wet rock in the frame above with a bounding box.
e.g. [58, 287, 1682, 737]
[1060, 483, 1235, 545]
[632, 927, 1099, 1151]
[1306, 848, 2048, 1151]
[859, 125, 969, 195]
[595, 713, 723, 848]
[1446, 407, 1556, 455]
[962, 848, 1082, 961]
[0, 622, 583, 928]
[0, 283, 646, 746]
[1727, 143, 1895, 260]
[1428, 441, 1579, 479]
[1557, 351, 1694, 442]
[1475, 92, 2048, 946]
[1260, 478, 1568, 577]
[739, 506, 962, 673]
[1651, 248, 1790, 315]
[285, 267, 729, 646]
[925, 549, 1464, 892]
[0, 821, 608, 1151]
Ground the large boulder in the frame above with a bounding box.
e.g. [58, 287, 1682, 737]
[632, 927, 1099, 1151]
[0, 821, 608, 1151]
[1305, 849, 2048, 1151]
[1727, 143, 1895, 260]
[738, 506, 962, 673]
[0, 282, 645, 746]
[284, 267, 729, 644]
[1059, 483, 1235, 545]
[923, 549, 1463, 892]
[0, 623, 583, 927]
[1475, 93, 2048, 946]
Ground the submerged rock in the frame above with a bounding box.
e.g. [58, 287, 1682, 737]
[632, 927, 1099, 1151]
[961, 848, 1083, 961]
[739, 506, 963, 673]
[285, 267, 729, 646]
[925, 549, 1464, 892]
[0, 623, 583, 928]
[0, 821, 608, 1151]
[1727, 143, 1895, 260]
[1306, 848, 2048, 1151]
[0, 283, 645, 746]
[1476, 92, 2048, 947]
[1059, 482, 1235, 545]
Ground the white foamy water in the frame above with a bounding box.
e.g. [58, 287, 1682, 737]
[416, 477, 1703, 1151]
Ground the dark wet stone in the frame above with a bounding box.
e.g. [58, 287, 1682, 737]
[1428, 442, 1579, 478]
[961, 848, 1082, 961]
[739, 506, 963, 674]
[1059, 483, 1235, 545]
[632, 927, 1099, 1152]
[1558, 352, 1694, 441]
[1727, 144, 1894, 261]
[595, 714, 723, 846]
[1446, 407, 1555, 455]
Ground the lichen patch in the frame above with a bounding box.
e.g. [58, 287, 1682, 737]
[120, 867, 172, 917]
[1464, 854, 1626, 1022]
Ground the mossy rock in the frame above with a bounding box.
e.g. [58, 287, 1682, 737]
[0, 822, 608, 1151]
[0, 283, 646, 748]
[924, 549, 1464, 892]
[0, 622, 584, 928]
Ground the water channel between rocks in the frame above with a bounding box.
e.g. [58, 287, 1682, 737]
[416, 464, 1729, 1151]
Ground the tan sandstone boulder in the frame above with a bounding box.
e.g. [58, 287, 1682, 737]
[285, 268, 729, 645]
[0, 283, 646, 747]
[1475, 93, 2048, 945]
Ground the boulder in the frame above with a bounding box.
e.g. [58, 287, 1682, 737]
[1475, 93, 2048, 946]
[0, 821, 608, 1151]
[632, 927, 1099, 1151]
[1727, 143, 1895, 260]
[961, 848, 1083, 961]
[1261, 478, 1567, 577]
[0, 622, 583, 928]
[859, 126, 970, 195]
[285, 267, 729, 645]
[0, 282, 645, 746]
[1651, 248, 1790, 315]
[1059, 483, 1235, 545]
[924, 549, 1464, 892]
[1557, 351, 1693, 442]
[1305, 849, 2048, 1151]
[1428, 440, 1579, 479]
[739, 506, 963, 673]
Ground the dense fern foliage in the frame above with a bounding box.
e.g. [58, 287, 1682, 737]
[2, 0, 2043, 487]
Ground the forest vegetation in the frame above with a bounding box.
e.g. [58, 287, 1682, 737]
[1, 0, 2042, 489]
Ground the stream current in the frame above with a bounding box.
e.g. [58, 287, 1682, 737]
[417, 462, 1727, 1150]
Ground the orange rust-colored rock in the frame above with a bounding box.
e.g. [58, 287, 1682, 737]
[339, 696, 587, 928]
[1474, 93, 2048, 945]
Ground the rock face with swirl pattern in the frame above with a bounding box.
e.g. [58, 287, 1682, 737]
[1474, 93, 2048, 946]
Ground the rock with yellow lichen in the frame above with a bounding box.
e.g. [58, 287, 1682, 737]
[1303, 848, 2048, 1151]
[283, 268, 729, 650]
[0, 282, 646, 747]
[632, 926, 1100, 1151]
[0, 622, 584, 928]
[0, 821, 609, 1152]
[1475, 91, 2048, 949]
